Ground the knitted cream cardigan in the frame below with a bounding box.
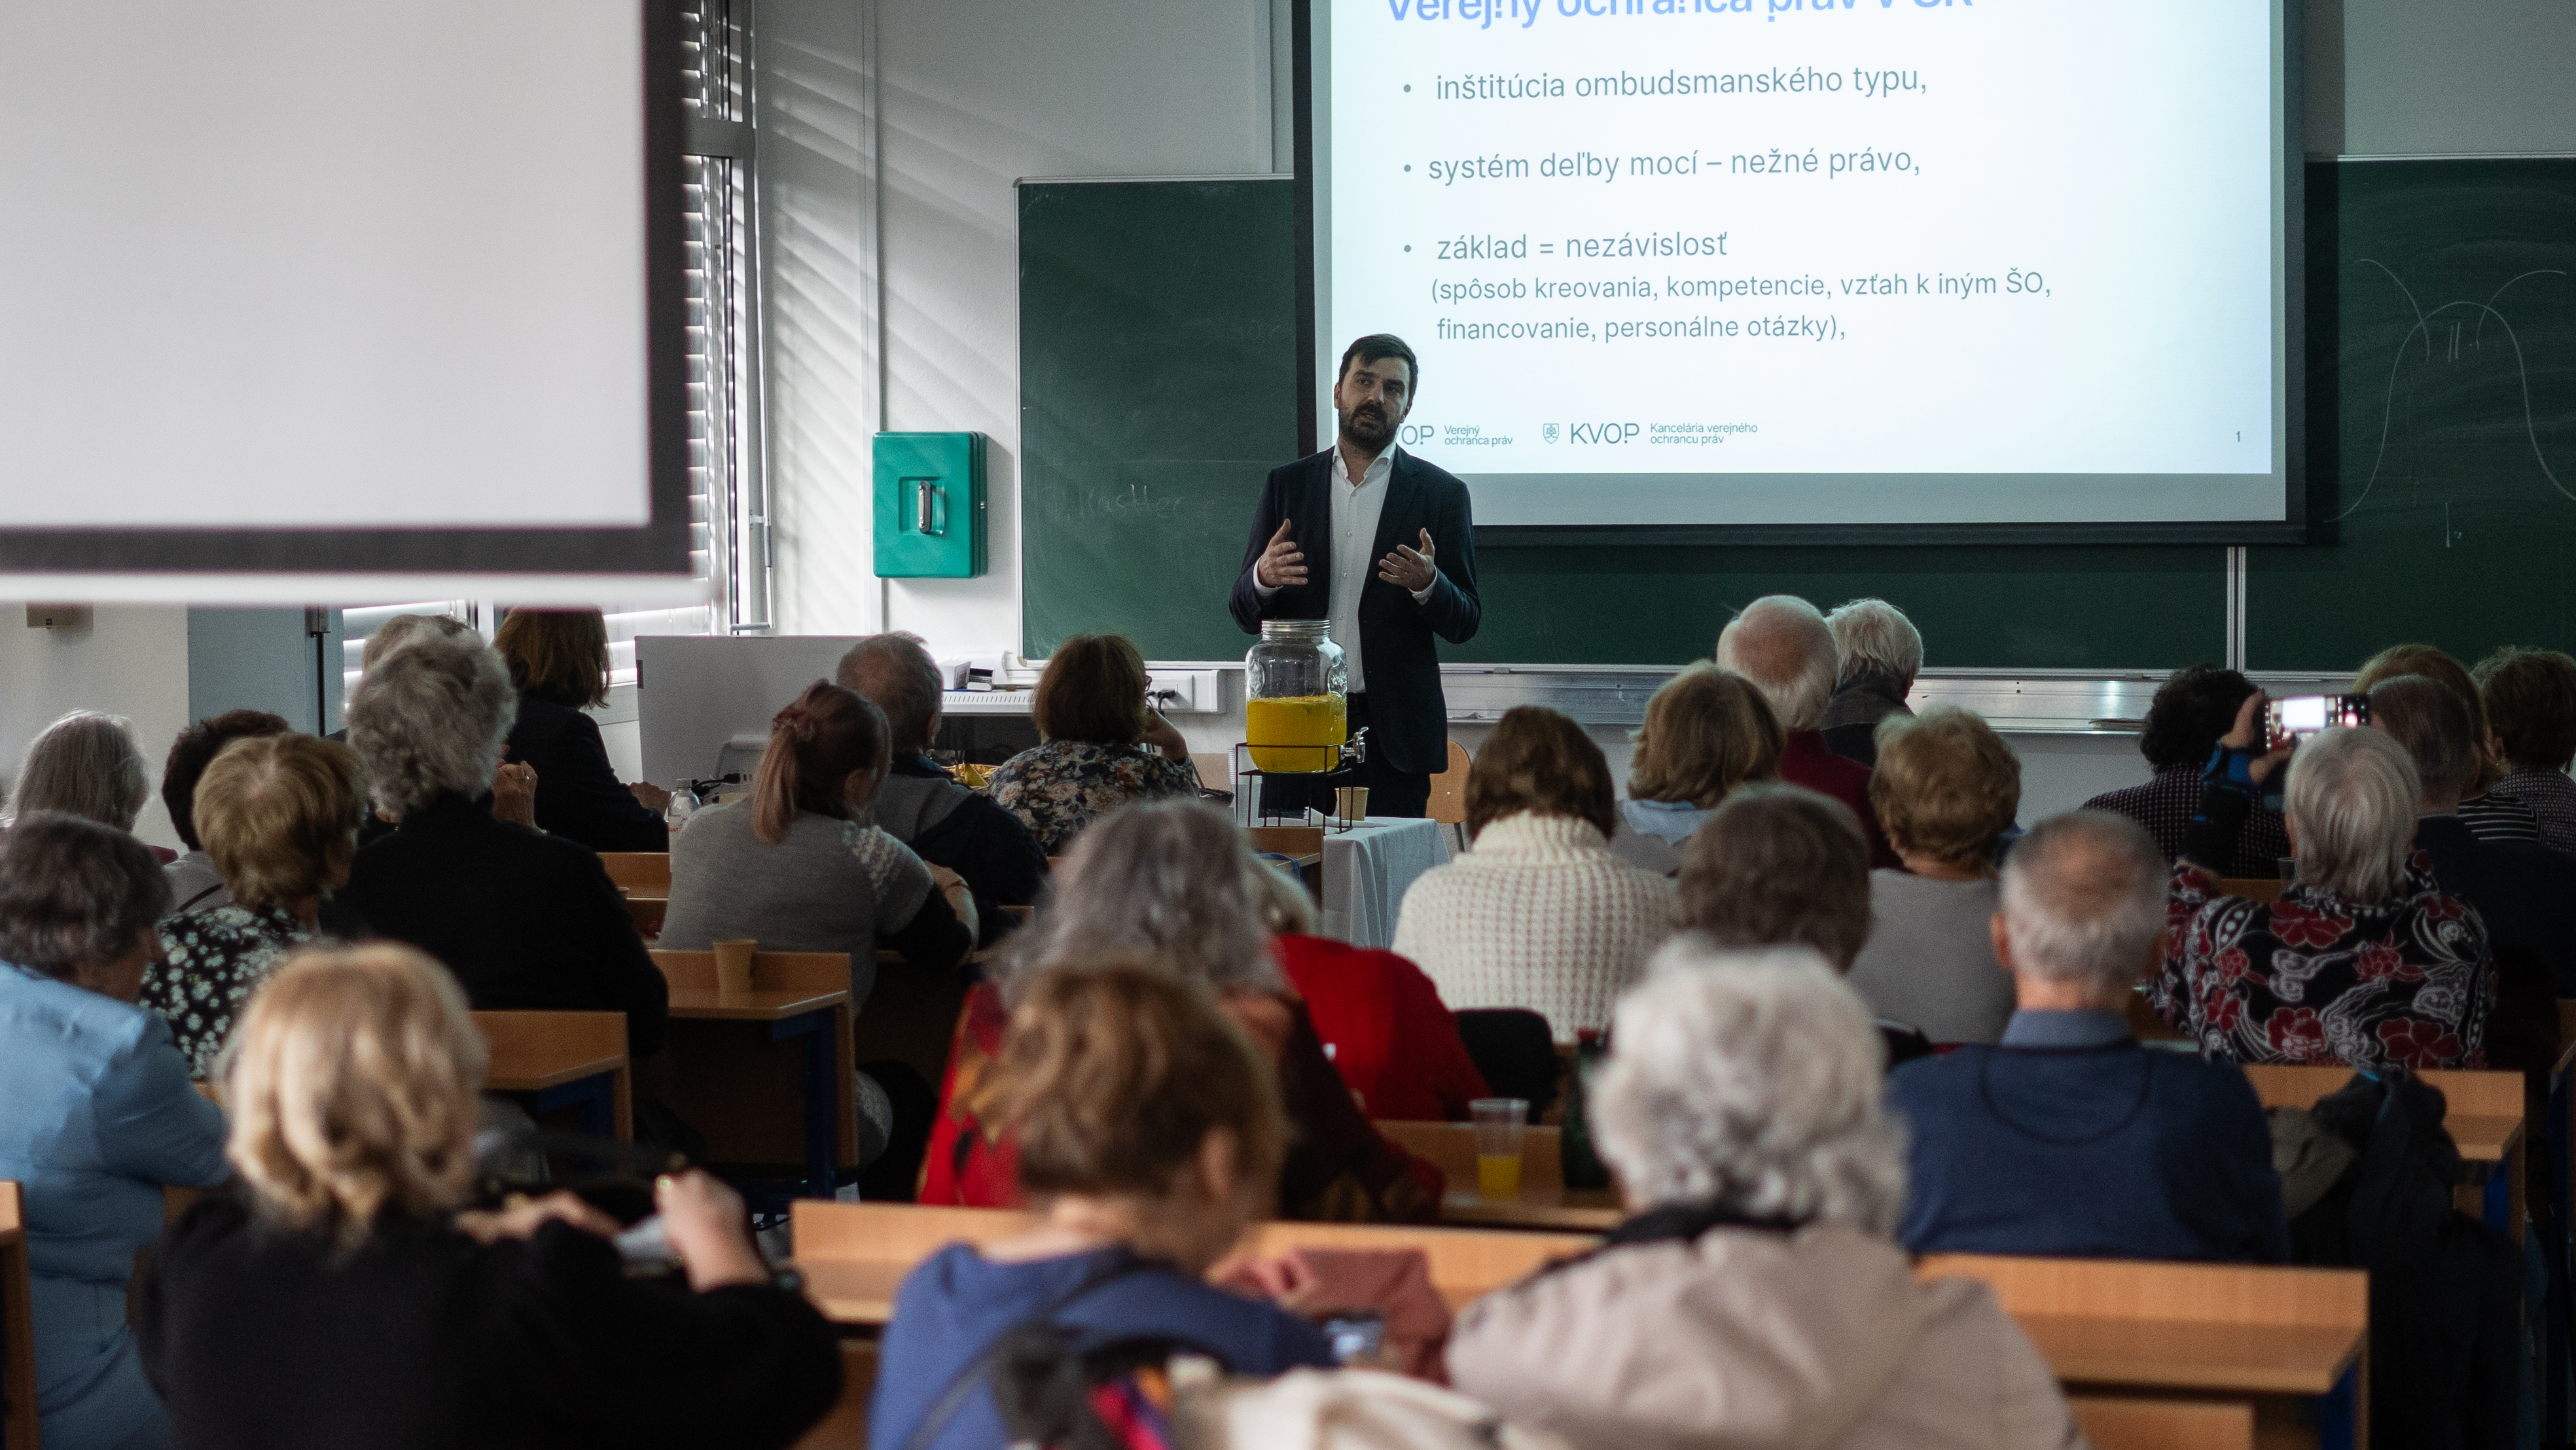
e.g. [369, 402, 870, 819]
[1391, 811, 1679, 1040]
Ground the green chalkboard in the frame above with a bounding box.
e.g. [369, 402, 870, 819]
[2249, 158, 2576, 671]
[1019, 179, 1301, 662]
[1016, 181, 2244, 669]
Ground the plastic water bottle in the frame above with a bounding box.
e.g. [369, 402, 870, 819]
[664, 787, 695, 832]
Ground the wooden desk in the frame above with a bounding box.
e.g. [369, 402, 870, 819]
[2242, 1063, 2525, 1237]
[788, 1201, 1596, 1324]
[623, 894, 667, 939]
[652, 951, 857, 1202]
[1920, 1253, 2370, 1450]
[1376, 1120, 1623, 1232]
[473, 1010, 634, 1141]
[1, 1181, 37, 1450]
[599, 851, 672, 895]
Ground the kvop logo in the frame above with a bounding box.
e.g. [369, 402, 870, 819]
[1565, 421, 1640, 444]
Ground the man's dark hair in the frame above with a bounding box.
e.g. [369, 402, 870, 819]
[162, 709, 294, 851]
[2139, 665, 2258, 771]
[1336, 334, 1420, 395]
[0, 813, 172, 981]
[2476, 645, 2576, 773]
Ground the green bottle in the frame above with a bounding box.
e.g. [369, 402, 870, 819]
[1561, 1029, 1611, 1190]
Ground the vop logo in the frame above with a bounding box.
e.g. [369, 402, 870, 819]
[1565, 421, 1641, 445]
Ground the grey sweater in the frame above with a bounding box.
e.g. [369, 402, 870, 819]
[658, 803, 941, 1012]
[1846, 870, 2016, 1046]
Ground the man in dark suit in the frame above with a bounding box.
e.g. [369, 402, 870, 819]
[1229, 334, 1480, 817]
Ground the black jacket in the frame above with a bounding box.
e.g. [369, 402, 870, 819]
[1227, 448, 1480, 775]
[875, 754, 1048, 944]
[505, 691, 670, 855]
[137, 1195, 841, 1450]
[342, 792, 669, 1055]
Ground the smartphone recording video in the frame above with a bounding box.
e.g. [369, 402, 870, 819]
[2265, 694, 2370, 743]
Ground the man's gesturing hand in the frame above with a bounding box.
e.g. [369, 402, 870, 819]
[1376, 529, 1439, 593]
[1255, 520, 1308, 590]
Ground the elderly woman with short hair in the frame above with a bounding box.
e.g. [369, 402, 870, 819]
[1448, 948, 2085, 1449]
[2153, 703, 2495, 1070]
[922, 799, 1440, 1222]
[1392, 706, 1678, 1040]
[1608, 665, 1782, 875]
[0, 814, 231, 1450]
[340, 632, 668, 1055]
[10, 710, 161, 856]
[1820, 597, 1922, 766]
[1844, 705, 2023, 1045]
[140, 734, 365, 1079]
[984, 633, 1199, 855]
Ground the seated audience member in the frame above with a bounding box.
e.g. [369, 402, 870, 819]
[137, 945, 840, 1450]
[984, 633, 1199, 855]
[0, 815, 230, 1450]
[2367, 676, 2576, 1063]
[158, 709, 291, 913]
[140, 735, 364, 1079]
[12, 710, 169, 861]
[1819, 597, 1922, 766]
[660, 681, 976, 1008]
[1391, 706, 1677, 1040]
[1248, 861, 1488, 1120]
[924, 800, 1437, 1222]
[340, 632, 670, 1055]
[2154, 707, 2493, 1070]
[494, 607, 672, 853]
[1679, 783, 1933, 1067]
[2083, 663, 2293, 877]
[837, 633, 1049, 938]
[1846, 706, 2021, 1045]
[876, 964, 1334, 1450]
[334, 612, 485, 846]
[1607, 665, 1781, 875]
[2355, 643, 2539, 843]
[1714, 595, 1901, 868]
[1448, 955, 2084, 1449]
[1887, 812, 2290, 1261]
[2475, 645, 2576, 857]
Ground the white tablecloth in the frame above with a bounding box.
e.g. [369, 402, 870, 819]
[1319, 817, 1452, 949]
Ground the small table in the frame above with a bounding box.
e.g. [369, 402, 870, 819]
[474, 1010, 632, 1141]
[1320, 817, 1450, 949]
[667, 986, 853, 1203]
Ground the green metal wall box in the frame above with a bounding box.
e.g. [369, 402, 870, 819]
[872, 431, 986, 578]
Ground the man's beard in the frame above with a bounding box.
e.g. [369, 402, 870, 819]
[1340, 403, 1396, 452]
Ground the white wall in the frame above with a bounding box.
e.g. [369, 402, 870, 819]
[0, 605, 193, 849]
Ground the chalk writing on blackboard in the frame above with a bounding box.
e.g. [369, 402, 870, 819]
[2344, 261, 2572, 521]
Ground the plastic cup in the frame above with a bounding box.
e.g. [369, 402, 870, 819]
[1334, 785, 1370, 826]
[713, 939, 757, 998]
[1471, 1097, 1529, 1199]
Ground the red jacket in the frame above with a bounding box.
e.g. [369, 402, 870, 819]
[1780, 731, 1902, 871]
[1270, 934, 1488, 1122]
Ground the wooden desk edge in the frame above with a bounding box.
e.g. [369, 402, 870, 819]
[486, 1053, 629, 1093]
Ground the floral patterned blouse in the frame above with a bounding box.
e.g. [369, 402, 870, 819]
[983, 741, 1202, 855]
[2150, 856, 2494, 1072]
[143, 904, 317, 1080]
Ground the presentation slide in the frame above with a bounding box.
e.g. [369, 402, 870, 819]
[1314, 0, 2295, 533]
[0, 0, 689, 587]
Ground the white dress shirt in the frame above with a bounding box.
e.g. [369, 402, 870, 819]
[1253, 443, 1435, 694]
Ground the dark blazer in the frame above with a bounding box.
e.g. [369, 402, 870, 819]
[138, 1195, 841, 1450]
[1227, 448, 1481, 775]
[342, 792, 669, 1055]
[505, 692, 670, 855]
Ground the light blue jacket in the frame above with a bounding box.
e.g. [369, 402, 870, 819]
[0, 962, 228, 1450]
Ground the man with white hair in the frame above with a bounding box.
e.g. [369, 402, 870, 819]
[1715, 595, 1898, 868]
[1885, 811, 2289, 1261]
[1820, 597, 1920, 766]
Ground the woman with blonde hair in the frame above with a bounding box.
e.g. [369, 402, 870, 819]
[493, 607, 673, 852]
[141, 734, 365, 1078]
[1844, 705, 2023, 1045]
[136, 944, 842, 1450]
[874, 962, 1333, 1450]
[1610, 665, 1783, 874]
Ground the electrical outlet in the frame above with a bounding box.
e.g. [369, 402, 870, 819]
[1145, 669, 1224, 714]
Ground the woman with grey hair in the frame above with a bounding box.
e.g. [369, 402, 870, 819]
[11, 711, 159, 852]
[1448, 949, 2084, 1450]
[2151, 696, 2494, 1070]
[921, 798, 1442, 1222]
[339, 633, 668, 1055]
[0, 813, 230, 1450]
[1820, 597, 1922, 766]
